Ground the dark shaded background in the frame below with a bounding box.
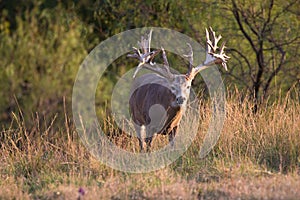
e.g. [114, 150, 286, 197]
[0, 0, 299, 128]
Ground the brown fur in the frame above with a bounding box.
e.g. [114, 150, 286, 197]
[129, 73, 184, 150]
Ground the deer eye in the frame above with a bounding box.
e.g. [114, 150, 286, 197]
[170, 86, 176, 92]
[187, 86, 191, 89]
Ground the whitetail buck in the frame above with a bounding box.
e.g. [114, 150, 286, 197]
[128, 28, 230, 151]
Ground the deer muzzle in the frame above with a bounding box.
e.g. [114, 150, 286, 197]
[176, 96, 186, 105]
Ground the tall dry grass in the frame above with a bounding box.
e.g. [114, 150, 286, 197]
[0, 90, 299, 198]
[219, 90, 300, 173]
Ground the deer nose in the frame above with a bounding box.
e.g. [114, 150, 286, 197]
[176, 96, 186, 105]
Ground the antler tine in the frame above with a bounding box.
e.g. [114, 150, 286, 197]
[161, 47, 169, 67]
[206, 27, 222, 52]
[149, 49, 161, 65]
[148, 29, 152, 52]
[128, 30, 174, 79]
[138, 38, 146, 54]
[211, 27, 222, 49]
[137, 29, 153, 55]
[161, 47, 173, 76]
[183, 43, 194, 76]
[205, 28, 212, 53]
[192, 27, 230, 74]
[132, 62, 142, 79]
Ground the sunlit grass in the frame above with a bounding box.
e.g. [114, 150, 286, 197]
[0, 90, 300, 199]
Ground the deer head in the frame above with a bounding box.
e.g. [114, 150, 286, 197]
[127, 27, 230, 108]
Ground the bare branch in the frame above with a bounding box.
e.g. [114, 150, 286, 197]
[270, 0, 298, 28]
[229, 48, 255, 82]
[265, 0, 274, 27]
[264, 36, 300, 51]
[263, 36, 287, 95]
[229, 48, 251, 70]
[231, 0, 258, 53]
[226, 65, 252, 91]
[242, 11, 259, 36]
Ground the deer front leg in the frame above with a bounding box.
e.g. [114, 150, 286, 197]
[135, 125, 147, 152]
[145, 137, 153, 152]
[168, 126, 178, 147]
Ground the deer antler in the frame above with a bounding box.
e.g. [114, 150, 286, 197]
[128, 28, 229, 80]
[128, 30, 160, 78]
[203, 27, 230, 70]
[128, 30, 174, 79]
[183, 43, 194, 78]
[185, 27, 230, 79]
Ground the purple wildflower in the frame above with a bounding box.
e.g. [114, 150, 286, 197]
[78, 187, 85, 196]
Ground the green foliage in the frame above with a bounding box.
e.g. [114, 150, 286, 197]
[0, 0, 299, 126]
[0, 2, 95, 125]
[223, 0, 300, 100]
